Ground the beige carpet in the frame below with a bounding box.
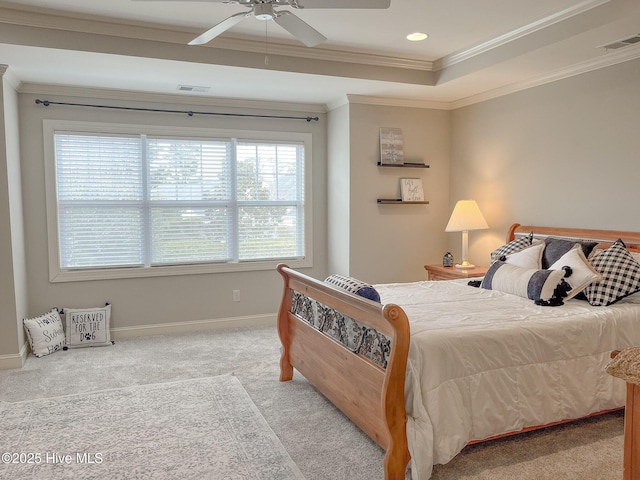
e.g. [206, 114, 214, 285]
[0, 326, 626, 480]
[430, 411, 623, 479]
[0, 375, 305, 480]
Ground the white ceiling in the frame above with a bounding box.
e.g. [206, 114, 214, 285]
[1, 0, 640, 109]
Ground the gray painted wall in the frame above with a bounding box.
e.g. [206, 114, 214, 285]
[0, 69, 27, 364]
[347, 102, 451, 283]
[449, 57, 640, 264]
[2, 55, 640, 366]
[12, 90, 327, 353]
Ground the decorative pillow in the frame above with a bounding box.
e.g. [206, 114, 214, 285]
[500, 242, 544, 269]
[542, 237, 599, 269]
[63, 304, 113, 348]
[548, 244, 602, 299]
[583, 240, 640, 306]
[23, 308, 66, 357]
[490, 233, 538, 264]
[481, 261, 571, 306]
[325, 274, 381, 303]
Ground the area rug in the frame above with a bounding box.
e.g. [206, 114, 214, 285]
[0, 375, 305, 480]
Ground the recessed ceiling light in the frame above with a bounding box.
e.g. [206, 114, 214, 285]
[406, 32, 428, 42]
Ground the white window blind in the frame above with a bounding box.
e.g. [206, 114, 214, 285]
[54, 131, 306, 271]
[236, 141, 304, 261]
[56, 134, 144, 268]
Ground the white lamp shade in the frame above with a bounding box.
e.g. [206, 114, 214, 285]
[445, 200, 489, 232]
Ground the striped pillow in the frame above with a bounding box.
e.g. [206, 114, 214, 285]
[325, 274, 381, 303]
[481, 262, 570, 306]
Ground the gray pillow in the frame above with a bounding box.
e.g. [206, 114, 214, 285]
[542, 237, 598, 269]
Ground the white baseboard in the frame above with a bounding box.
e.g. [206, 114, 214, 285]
[0, 341, 29, 370]
[111, 313, 278, 340]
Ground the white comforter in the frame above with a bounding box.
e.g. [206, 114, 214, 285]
[375, 279, 640, 480]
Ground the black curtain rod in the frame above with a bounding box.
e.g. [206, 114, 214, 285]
[35, 99, 320, 122]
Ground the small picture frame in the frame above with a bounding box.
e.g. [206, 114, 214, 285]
[379, 127, 404, 165]
[400, 178, 424, 201]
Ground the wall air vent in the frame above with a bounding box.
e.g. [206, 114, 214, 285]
[599, 34, 640, 50]
[176, 85, 210, 93]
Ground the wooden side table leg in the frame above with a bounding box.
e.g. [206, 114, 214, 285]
[624, 383, 640, 480]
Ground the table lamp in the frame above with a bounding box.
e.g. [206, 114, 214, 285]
[445, 200, 488, 269]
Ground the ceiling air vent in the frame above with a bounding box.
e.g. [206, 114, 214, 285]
[599, 34, 640, 50]
[177, 85, 210, 93]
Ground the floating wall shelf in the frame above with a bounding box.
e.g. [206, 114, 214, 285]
[377, 199, 430, 205]
[377, 162, 430, 168]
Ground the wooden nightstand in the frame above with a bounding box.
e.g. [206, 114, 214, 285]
[424, 264, 488, 281]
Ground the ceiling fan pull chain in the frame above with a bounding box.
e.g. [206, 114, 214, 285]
[265, 21, 270, 65]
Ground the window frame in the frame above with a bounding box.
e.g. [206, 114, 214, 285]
[43, 120, 313, 282]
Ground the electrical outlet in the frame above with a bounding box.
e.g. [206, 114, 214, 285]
[233, 290, 240, 302]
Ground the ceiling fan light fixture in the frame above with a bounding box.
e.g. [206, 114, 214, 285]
[406, 32, 428, 42]
[254, 4, 275, 20]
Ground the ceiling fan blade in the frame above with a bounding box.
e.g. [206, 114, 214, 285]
[293, 0, 390, 8]
[131, 0, 229, 2]
[188, 11, 248, 45]
[273, 10, 326, 47]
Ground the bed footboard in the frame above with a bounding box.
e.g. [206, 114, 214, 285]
[276, 264, 411, 480]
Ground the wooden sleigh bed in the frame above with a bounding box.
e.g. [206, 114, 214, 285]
[276, 224, 640, 480]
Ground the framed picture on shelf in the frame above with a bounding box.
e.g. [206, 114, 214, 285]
[379, 127, 404, 165]
[400, 178, 424, 201]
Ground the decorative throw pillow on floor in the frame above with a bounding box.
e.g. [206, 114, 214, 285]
[63, 303, 113, 348]
[23, 308, 66, 357]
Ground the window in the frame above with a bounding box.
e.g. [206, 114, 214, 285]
[44, 121, 312, 281]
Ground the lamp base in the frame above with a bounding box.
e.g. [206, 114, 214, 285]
[455, 262, 475, 269]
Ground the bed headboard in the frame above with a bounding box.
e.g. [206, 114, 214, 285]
[508, 224, 640, 253]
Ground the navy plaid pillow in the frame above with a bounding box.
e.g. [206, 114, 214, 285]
[490, 233, 535, 264]
[583, 239, 640, 306]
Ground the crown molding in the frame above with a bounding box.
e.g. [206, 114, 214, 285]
[2, 0, 635, 113]
[437, 0, 611, 71]
[0, 63, 19, 89]
[18, 83, 328, 114]
[325, 95, 349, 112]
[346, 94, 450, 110]
[15, 44, 640, 115]
[452, 43, 640, 109]
[339, 43, 640, 111]
[0, 2, 192, 43]
[211, 36, 433, 70]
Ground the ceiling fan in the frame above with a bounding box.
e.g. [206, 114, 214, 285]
[134, 0, 391, 48]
